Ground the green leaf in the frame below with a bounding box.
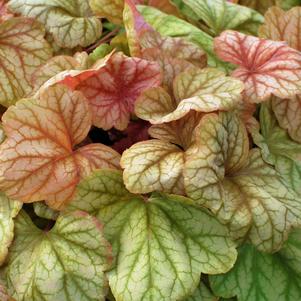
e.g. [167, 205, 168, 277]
[251, 103, 301, 195]
[0, 193, 21, 266]
[210, 228, 301, 301]
[186, 282, 217, 301]
[68, 169, 237, 301]
[8, 0, 102, 48]
[89, 44, 113, 64]
[33, 202, 59, 221]
[183, 0, 263, 36]
[138, 5, 232, 71]
[4, 210, 112, 301]
[184, 112, 301, 252]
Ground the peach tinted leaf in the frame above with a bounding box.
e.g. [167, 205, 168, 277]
[272, 95, 301, 143]
[31, 55, 82, 92]
[214, 30, 301, 103]
[62, 52, 162, 130]
[121, 139, 185, 194]
[149, 111, 203, 150]
[90, 0, 123, 24]
[0, 0, 13, 22]
[184, 112, 301, 252]
[259, 7, 301, 51]
[0, 84, 120, 210]
[9, 0, 102, 48]
[0, 17, 52, 107]
[135, 67, 243, 124]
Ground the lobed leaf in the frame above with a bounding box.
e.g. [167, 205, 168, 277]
[183, 0, 264, 36]
[0, 84, 120, 210]
[0, 193, 21, 266]
[4, 210, 112, 301]
[214, 30, 301, 102]
[0, 17, 52, 107]
[184, 111, 301, 252]
[68, 169, 237, 301]
[210, 229, 301, 301]
[251, 103, 301, 194]
[121, 139, 185, 194]
[135, 67, 243, 124]
[8, 0, 102, 48]
[61, 52, 162, 130]
[259, 7, 301, 51]
[90, 0, 124, 24]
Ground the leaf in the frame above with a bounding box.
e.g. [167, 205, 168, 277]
[3, 210, 112, 301]
[121, 139, 185, 194]
[149, 111, 203, 150]
[31, 55, 83, 92]
[251, 102, 301, 195]
[0, 193, 21, 266]
[0, 84, 120, 210]
[0, 280, 15, 301]
[90, 0, 123, 24]
[183, 0, 264, 36]
[184, 111, 301, 252]
[61, 52, 162, 130]
[8, 0, 102, 48]
[33, 202, 59, 220]
[0, 1, 14, 22]
[68, 169, 237, 301]
[259, 7, 301, 51]
[0, 17, 52, 107]
[210, 228, 301, 301]
[138, 5, 232, 71]
[135, 67, 243, 124]
[186, 282, 217, 301]
[214, 30, 301, 102]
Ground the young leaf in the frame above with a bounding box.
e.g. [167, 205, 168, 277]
[251, 103, 301, 194]
[61, 52, 162, 130]
[214, 30, 301, 102]
[3, 210, 112, 301]
[68, 169, 237, 301]
[135, 67, 243, 124]
[259, 7, 301, 50]
[183, 0, 264, 36]
[0, 17, 52, 107]
[0, 193, 21, 266]
[0, 84, 120, 210]
[184, 111, 301, 252]
[210, 229, 301, 301]
[121, 139, 185, 194]
[8, 0, 102, 48]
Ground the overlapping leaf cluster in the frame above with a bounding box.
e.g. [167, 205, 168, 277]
[0, 0, 301, 300]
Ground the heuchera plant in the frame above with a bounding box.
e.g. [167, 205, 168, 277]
[1, 0, 301, 300]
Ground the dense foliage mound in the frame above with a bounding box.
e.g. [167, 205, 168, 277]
[0, 0, 301, 300]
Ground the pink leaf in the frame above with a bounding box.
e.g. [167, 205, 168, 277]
[214, 30, 301, 102]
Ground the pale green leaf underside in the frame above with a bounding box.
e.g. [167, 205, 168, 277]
[138, 5, 233, 72]
[210, 228, 301, 301]
[33, 202, 59, 221]
[68, 169, 237, 301]
[0, 193, 22, 266]
[183, 0, 263, 36]
[9, 0, 102, 48]
[4, 210, 111, 301]
[252, 103, 301, 195]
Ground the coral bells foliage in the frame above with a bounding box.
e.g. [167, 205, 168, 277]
[2, 1, 301, 301]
